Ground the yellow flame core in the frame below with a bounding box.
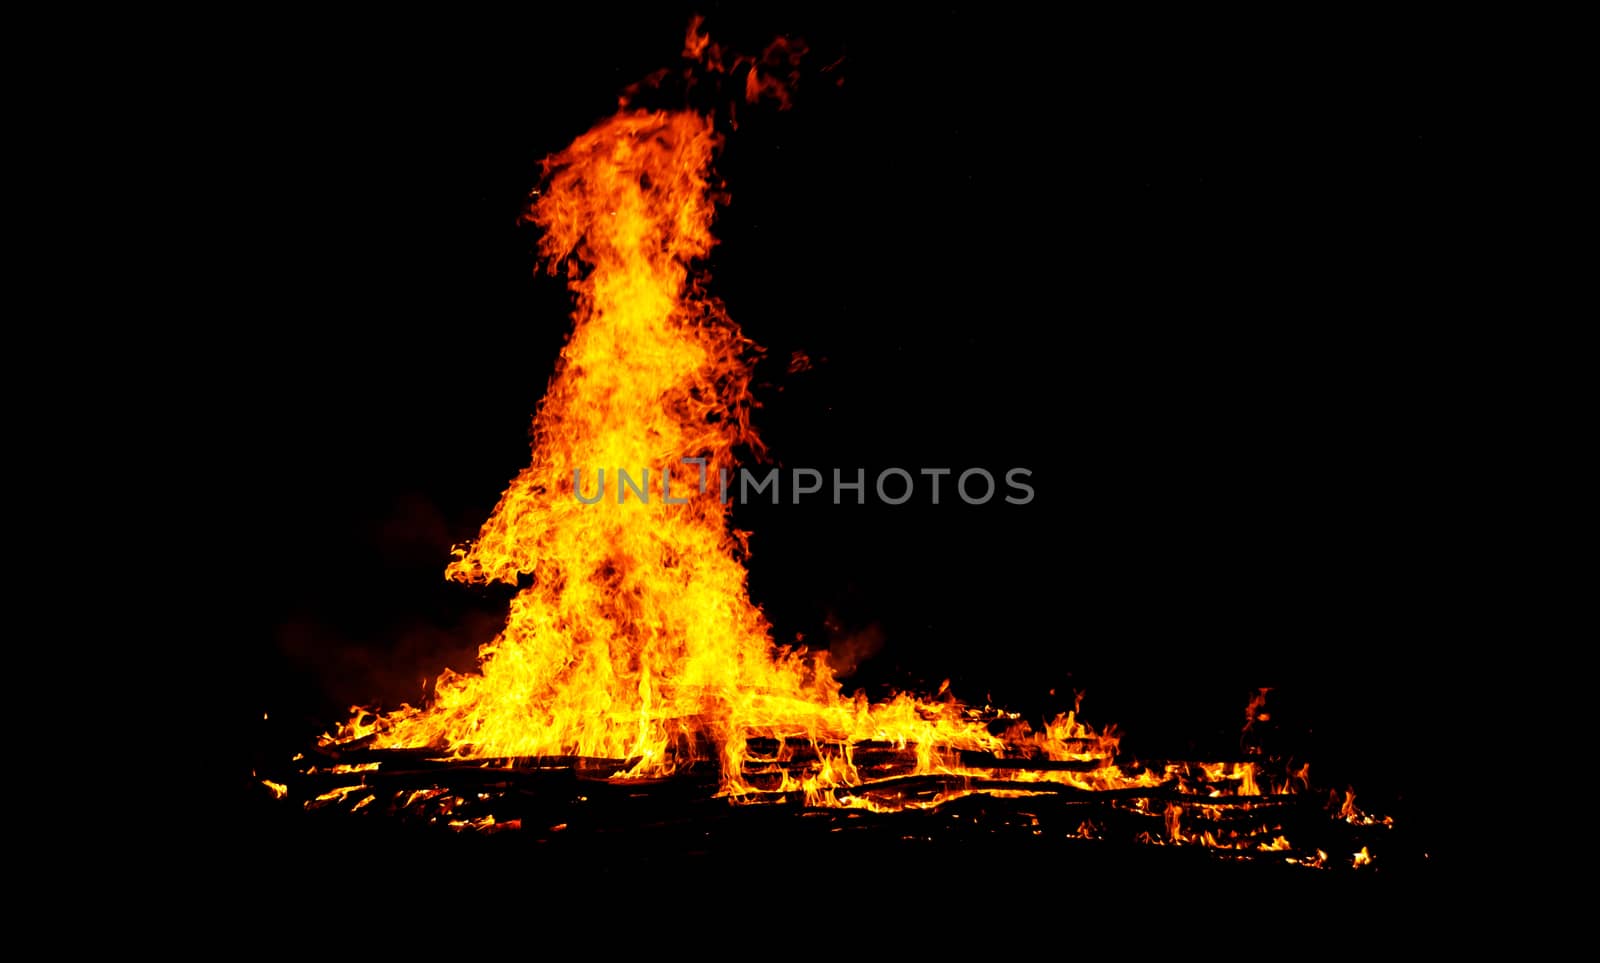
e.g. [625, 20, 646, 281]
[339, 109, 1011, 783]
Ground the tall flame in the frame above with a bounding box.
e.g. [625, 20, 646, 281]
[341, 107, 999, 783]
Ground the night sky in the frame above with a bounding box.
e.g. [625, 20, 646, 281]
[223, 6, 1471, 855]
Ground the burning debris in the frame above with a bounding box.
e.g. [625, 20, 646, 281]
[270, 692, 1398, 871]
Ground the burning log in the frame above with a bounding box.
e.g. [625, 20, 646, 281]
[955, 750, 1113, 772]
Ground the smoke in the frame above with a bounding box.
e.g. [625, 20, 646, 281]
[271, 491, 505, 725]
[371, 492, 458, 568]
[824, 619, 884, 679]
[276, 611, 501, 721]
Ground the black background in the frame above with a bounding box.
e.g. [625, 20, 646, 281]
[215, 4, 1480, 860]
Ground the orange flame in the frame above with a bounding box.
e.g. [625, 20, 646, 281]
[310, 27, 1385, 866]
[329, 104, 1013, 786]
